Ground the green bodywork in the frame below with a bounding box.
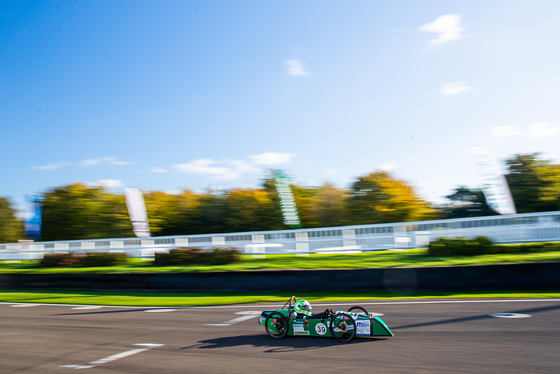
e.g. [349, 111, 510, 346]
[259, 308, 393, 338]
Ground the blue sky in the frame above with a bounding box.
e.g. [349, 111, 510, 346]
[2, 0, 560, 211]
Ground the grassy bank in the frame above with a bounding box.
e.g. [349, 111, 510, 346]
[1, 289, 559, 307]
[2, 249, 560, 274]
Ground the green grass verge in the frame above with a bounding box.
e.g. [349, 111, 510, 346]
[2, 249, 560, 274]
[1, 290, 559, 307]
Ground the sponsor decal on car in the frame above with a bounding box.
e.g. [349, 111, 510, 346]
[315, 323, 327, 335]
[293, 325, 306, 333]
[294, 331, 310, 335]
[356, 320, 371, 336]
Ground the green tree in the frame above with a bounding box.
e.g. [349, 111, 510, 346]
[440, 186, 496, 218]
[42, 183, 131, 241]
[186, 193, 228, 234]
[0, 197, 24, 243]
[346, 171, 436, 225]
[506, 153, 560, 213]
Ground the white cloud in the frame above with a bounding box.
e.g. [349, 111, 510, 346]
[30, 161, 70, 170]
[87, 179, 124, 188]
[150, 167, 168, 173]
[378, 162, 396, 172]
[286, 60, 310, 76]
[80, 156, 131, 167]
[492, 124, 522, 138]
[228, 159, 259, 173]
[419, 14, 466, 49]
[172, 159, 240, 180]
[249, 152, 294, 166]
[171, 153, 295, 182]
[527, 122, 560, 138]
[439, 81, 473, 96]
[490, 122, 560, 139]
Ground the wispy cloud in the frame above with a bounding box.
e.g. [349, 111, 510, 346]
[171, 152, 294, 181]
[87, 179, 124, 188]
[173, 159, 240, 180]
[419, 14, 466, 49]
[439, 81, 473, 96]
[80, 156, 131, 167]
[30, 161, 70, 171]
[249, 152, 294, 166]
[492, 124, 522, 138]
[527, 122, 560, 138]
[492, 122, 560, 138]
[228, 159, 260, 173]
[150, 167, 168, 173]
[286, 60, 310, 76]
[378, 162, 396, 172]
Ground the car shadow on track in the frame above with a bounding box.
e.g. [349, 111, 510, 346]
[181, 334, 388, 353]
[393, 303, 560, 330]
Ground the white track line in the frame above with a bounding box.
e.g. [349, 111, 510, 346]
[2, 298, 560, 310]
[205, 314, 259, 326]
[60, 343, 163, 369]
[72, 306, 103, 310]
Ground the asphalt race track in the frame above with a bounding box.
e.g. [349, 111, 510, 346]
[1, 299, 560, 373]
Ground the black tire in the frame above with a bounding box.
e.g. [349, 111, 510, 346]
[329, 312, 356, 343]
[264, 312, 289, 339]
[348, 306, 369, 315]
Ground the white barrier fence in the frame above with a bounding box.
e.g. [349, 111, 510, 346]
[2, 211, 560, 261]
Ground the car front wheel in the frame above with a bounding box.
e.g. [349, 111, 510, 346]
[265, 312, 288, 339]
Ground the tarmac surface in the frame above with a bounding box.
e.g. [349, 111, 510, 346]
[1, 298, 560, 373]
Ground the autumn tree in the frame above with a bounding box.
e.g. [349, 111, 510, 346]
[346, 171, 436, 225]
[290, 185, 317, 228]
[307, 183, 347, 227]
[223, 189, 282, 232]
[144, 190, 194, 236]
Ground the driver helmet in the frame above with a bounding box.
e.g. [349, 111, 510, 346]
[294, 299, 312, 314]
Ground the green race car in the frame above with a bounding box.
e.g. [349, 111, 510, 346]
[259, 296, 393, 343]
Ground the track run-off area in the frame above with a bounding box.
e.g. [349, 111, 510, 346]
[1, 299, 560, 373]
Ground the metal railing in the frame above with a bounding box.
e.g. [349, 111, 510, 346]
[1, 211, 560, 260]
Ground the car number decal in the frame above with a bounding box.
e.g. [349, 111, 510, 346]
[315, 323, 327, 335]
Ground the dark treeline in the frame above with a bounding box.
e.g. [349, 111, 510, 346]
[1, 153, 559, 242]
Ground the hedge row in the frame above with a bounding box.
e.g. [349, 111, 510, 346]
[153, 247, 241, 266]
[39, 252, 128, 267]
[427, 237, 560, 256]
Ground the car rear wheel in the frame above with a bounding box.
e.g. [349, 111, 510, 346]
[329, 312, 356, 342]
[265, 312, 288, 339]
[348, 306, 369, 315]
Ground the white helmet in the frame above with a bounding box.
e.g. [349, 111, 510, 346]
[294, 299, 311, 314]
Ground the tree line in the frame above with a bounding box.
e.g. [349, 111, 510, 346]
[1, 153, 559, 243]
